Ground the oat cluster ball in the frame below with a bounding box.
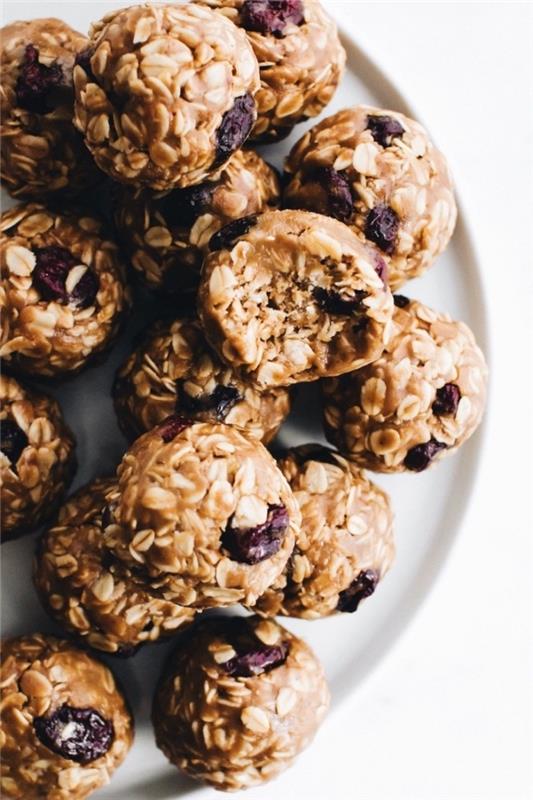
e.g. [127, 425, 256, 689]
[323, 297, 488, 472]
[73, 3, 260, 190]
[0, 204, 130, 376]
[197, 0, 346, 142]
[0, 18, 98, 199]
[1, 374, 76, 541]
[114, 149, 280, 292]
[284, 105, 457, 289]
[0, 634, 133, 800]
[152, 615, 329, 790]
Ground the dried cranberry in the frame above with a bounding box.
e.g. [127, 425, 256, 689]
[404, 437, 447, 472]
[34, 705, 113, 764]
[156, 182, 216, 229]
[178, 383, 241, 421]
[305, 166, 354, 223]
[432, 383, 461, 416]
[221, 503, 289, 564]
[158, 415, 192, 443]
[223, 640, 289, 677]
[290, 444, 339, 467]
[74, 47, 96, 82]
[393, 294, 410, 308]
[209, 214, 258, 251]
[241, 0, 304, 36]
[33, 246, 98, 309]
[364, 204, 399, 254]
[15, 45, 63, 114]
[366, 114, 405, 148]
[337, 569, 379, 613]
[1, 420, 28, 467]
[373, 254, 388, 284]
[313, 286, 367, 315]
[214, 94, 255, 165]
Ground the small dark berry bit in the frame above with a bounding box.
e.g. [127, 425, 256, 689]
[33, 246, 98, 309]
[33, 705, 113, 764]
[290, 443, 339, 467]
[156, 182, 216, 229]
[364, 204, 399, 254]
[223, 640, 289, 677]
[373, 254, 388, 284]
[337, 569, 379, 613]
[209, 214, 258, 251]
[214, 94, 255, 166]
[221, 503, 289, 564]
[241, 0, 304, 37]
[178, 383, 241, 421]
[432, 383, 461, 416]
[15, 45, 63, 114]
[74, 47, 96, 82]
[313, 286, 367, 315]
[393, 294, 410, 308]
[404, 437, 447, 472]
[1, 420, 29, 467]
[366, 114, 405, 148]
[158, 415, 192, 443]
[311, 166, 354, 222]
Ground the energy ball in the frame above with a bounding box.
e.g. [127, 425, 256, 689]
[33, 478, 197, 656]
[0, 633, 133, 800]
[73, 3, 260, 190]
[114, 149, 280, 293]
[1, 374, 76, 541]
[113, 316, 290, 443]
[198, 209, 394, 388]
[323, 296, 488, 472]
[0, 203, 130, 377]
[0, 18, 98, 199]
[253, 444, 394, 618]
[284, 105, 457, 289]
[196, 0, 346, 142]
[152, 615, 329, 790]
[105, 416, 300, 609]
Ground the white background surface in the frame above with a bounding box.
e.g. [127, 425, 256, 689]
[1, 2, 532, 799]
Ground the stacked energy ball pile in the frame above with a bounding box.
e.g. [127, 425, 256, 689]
[0, 2, 487, 797]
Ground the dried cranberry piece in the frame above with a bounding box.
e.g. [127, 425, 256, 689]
[156, 182, 216, 229]
[223, 640, 289, 677]
[373, 254, 388, 284]
[404, 437, 447, 472]
[241, 0, 304, 36]
[15, 45, 63, 114]
[366, 114, 405, 148]
[337, 569, 379, 613]
[33, 246, 98, 309]
[364, 204, 399, 254]
[178, 383, 241, 421]
[221, 503, 289, 564]
[432, 383, 461, 416]
[209, 214, 258, 251]
[34, 705, 113, 764]
[313, 286, 367, 315]
[393, 294, 410, 308]
[74, 47, 96, 82]
[306, 166, 354, 223]
[158, 415, 192, 443]
[214, 94, 255, 166]
[1, 420, 29, 467]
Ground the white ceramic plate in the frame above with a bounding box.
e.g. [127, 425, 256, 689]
[1, 3, 489, 798]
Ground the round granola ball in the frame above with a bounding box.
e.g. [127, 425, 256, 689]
[0, 18, 98, 199]
[0, 203, 130, 377]
[198, 209, 393, 388]
[284, 105, 457, 289]
[152, 615, 329, 791]
[73, 3, 260, 190]
[0, 633, 133, 800]
[1, 374, 76, 541]
[113, 316, 290, 444]
[253, 444, 394, 618]
[33, 478, 197, 657]
[196, 0, 346, 142]
[114, 149, 280, 293]
[323, 296, 488, 473]
[105, 416, 300, 609]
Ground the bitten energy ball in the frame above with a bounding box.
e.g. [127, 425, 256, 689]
[284, 105, 457, 289]
[113, 316, 290, 443]
[33, 478, 196, 656]
[254, 444, 394, 619]
[0, 203, 130, 377]
[198, 209, 393, 388]
[0, 19, 98, 199]
[152, 615, 329, 790]
[0, 634, 133, 800]
[197, 0, 346, 142]
[105, 416, 300, 609]
[323, 297, 488, 472]
[1, 374, 76, 542]
[114, 149, 280, 292]
[73, 3, 260, 190]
